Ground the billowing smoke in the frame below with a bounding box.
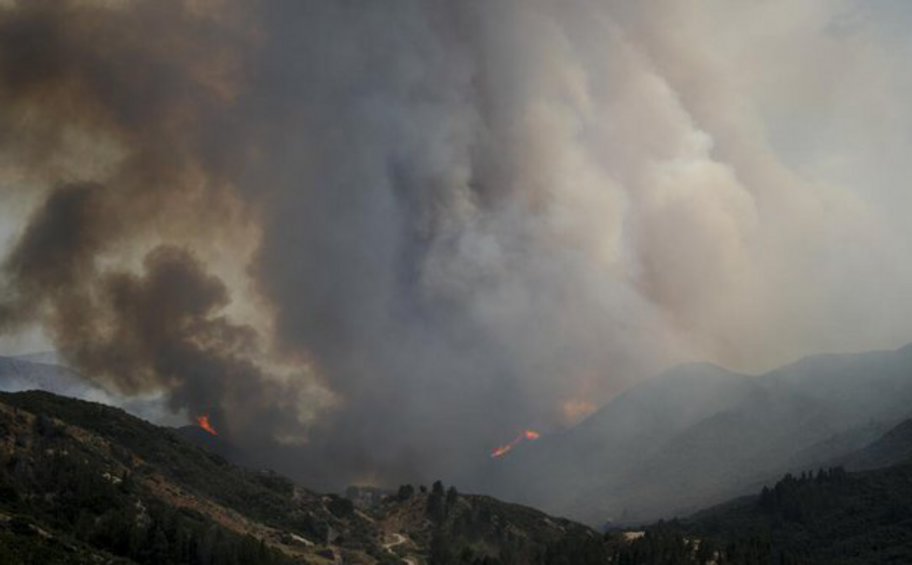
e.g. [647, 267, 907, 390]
[1, 0, 911, 489]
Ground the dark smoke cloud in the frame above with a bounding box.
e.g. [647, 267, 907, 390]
[1, 0, 910, 490]
[0, 181, 306, 444]
[0, 0, 633, 488]
[67, 245, 306, 445]
[1, 183, 112, 327]
[0, 0, 311, 445]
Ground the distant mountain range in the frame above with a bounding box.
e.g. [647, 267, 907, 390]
[0, 354, 98, 398]
[0, 354, 184, 426]
[481, 344, 912, 525]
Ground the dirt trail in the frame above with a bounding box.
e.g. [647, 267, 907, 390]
[382, 533, 420, 564]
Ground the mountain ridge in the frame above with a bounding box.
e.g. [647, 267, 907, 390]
[480, 343, 912, 525]
[0, 389, 613, 564]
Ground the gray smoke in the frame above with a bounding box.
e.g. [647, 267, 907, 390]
[1, 0, 911, 489]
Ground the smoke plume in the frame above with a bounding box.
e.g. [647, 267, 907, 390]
[1, 0, 911, 488]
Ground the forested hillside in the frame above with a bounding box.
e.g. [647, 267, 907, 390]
[610, 444, 912, 563]
[0, 390, 614, 564]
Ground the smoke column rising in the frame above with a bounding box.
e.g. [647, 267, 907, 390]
[1, 0, 911, 488]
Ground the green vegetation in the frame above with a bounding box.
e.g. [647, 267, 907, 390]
[0, 391, 617, 564]
[609, 465, 912, 564]
[396, 484, 415, 501]
[410, 479, 609, 564]
[1, 392, 331, 540]
[0, 394, 295, 564]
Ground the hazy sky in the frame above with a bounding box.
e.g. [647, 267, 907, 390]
[1, 0, 912, 487]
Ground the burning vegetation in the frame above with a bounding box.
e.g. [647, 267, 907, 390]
[196, 415, 218, 436]
[491, 430, 540, 459]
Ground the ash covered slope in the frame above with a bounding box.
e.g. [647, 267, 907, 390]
[0, 390, 610, 564]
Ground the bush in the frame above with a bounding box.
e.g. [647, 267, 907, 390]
[397, 484, 415, 501]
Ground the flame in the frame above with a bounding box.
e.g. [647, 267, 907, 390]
[196, 414, 218, 436]
[491, 429, 540, 459]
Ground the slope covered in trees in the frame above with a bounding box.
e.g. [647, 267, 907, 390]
[609, 463, 912, 564]
[0, 390, 616, 564]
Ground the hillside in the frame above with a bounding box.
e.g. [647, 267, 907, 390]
[0, 390, 610, 564]
[480, 363, 759, 522]
[609, 465, 912, 565]
[607, 418, 912, 564]
[0, 355, 179, 427]
[841, 417, 912, 471]
[480, 345, 912, 525]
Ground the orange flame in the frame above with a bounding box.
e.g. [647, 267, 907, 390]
[196, 414, 218, 436]
[491, 429, 540, 459]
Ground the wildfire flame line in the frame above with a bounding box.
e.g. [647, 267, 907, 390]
[196, 414, 218, 436]
[491, 429, 540, 458]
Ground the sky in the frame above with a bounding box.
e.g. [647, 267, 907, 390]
[1, 0, 912, 488]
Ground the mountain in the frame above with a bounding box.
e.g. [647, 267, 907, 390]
[173, 425, 253, 470]
[0, 390, 611, 564]
[480, 363, 758, 521]
[594, 416, 912, 564]
[9, 352, 66, 366]
[0, 355, 101, 399]
[482, 345, 912, 525]
[0, 355, 182, 427]
[611, 463, 912, 565]
[841, 416, 912, 471]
